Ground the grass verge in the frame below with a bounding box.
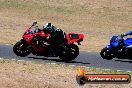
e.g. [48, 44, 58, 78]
[0, 58, 131, 88]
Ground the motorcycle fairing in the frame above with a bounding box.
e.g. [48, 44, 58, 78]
[69, 34, 79, 39]
[66, 33, 84, 44]
[126, 45, 132, 48]
[106, 44, 112, 49]
[124, 38, 132, 46]
[125, 38, 132, 48]
[109, 36, 119, 48]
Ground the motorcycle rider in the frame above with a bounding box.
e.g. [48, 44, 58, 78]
[31, 22, 67, 49]
[123, 31, 132, 36]
[118, 31, 132, 49]
[43, 22, 67, 45]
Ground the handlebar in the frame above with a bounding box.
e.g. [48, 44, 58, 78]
[28, 21, 38, 29]
[115, 35, 124, 41]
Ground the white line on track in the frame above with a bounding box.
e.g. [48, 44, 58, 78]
[5, 44, 9, 45]
[17, 60, 25, 62]
[11, 59, 16, 61]
[69, 65, 76, 67]
[0, 58, 3, 60]
[50, 63, 57, 65]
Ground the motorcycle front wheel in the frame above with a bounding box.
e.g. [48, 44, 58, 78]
[59, 44, 79, 62]
[100, 47, 114, 60]
[13, 40, 31, 57]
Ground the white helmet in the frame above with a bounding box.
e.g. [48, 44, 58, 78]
[43, 23, 53, 33]
[44, 23, 53, 29]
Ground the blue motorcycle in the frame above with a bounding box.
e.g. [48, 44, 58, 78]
[100, 31, 132, 60]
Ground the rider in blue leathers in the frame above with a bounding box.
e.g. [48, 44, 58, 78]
[124, 31, 132, 35]
[121, 31, 132, 48]
[122, 31, 132, 36]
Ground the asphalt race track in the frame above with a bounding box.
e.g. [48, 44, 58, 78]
[0, 44, 132, 71]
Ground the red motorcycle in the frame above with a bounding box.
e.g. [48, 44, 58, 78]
[13, 22, 84, 62]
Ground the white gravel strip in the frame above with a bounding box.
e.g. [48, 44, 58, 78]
[0, 58, 132, 72]
[50, 63, 57, 65]
[0, 58, 3, 60]
[17, 60, 25, 62]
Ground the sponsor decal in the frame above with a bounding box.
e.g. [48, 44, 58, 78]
[76, 66, 131, 85]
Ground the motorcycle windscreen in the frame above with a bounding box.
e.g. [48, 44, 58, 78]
[110, 36, 118, 42]
[25, 27, 39, 35]
[110, 42, 119, 47]
[124, 38, 132, 46]
[110, 36, 119, 47]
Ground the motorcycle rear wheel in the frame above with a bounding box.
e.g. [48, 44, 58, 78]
[100, 47, 113, 60]
[13, 40, 31, 57]
[59, 44, 79, 62]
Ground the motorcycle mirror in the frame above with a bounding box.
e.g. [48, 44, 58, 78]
[32, 21, 37, 26]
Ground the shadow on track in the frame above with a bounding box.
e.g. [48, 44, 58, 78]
[1, 44, 132, 71]
[114, 59, 132, 63]
[28, 56, 91, 65]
